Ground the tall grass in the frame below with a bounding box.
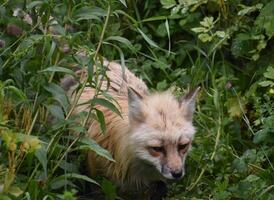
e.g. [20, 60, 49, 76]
[1, 0, 273, 200]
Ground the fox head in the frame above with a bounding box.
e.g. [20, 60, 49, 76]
[128, 87, 200, 180]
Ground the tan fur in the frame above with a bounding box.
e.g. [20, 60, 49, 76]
[67, 61, 198, 191]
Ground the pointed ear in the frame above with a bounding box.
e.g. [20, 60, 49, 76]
[179, 86, 200, 121]
[128, 87, 145, 123]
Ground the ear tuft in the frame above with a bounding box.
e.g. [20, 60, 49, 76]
[128, 87, 145, 123]
[180, 86, 200, 121]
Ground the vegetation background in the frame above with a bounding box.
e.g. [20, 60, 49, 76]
[0, 0, 273, 199]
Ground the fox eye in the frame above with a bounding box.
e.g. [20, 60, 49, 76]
[178, 143, 189, 151]
[150, 146, 165, 153]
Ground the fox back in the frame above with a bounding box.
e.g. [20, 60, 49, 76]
[64, 61, 199, 191]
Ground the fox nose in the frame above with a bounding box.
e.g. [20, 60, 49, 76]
[171, 170, 182, 179]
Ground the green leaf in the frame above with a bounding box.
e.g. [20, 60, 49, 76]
[65, 173, 99, 185]
[45, 41, 57, 64]
[258, 80, 274, 87]
[255, 1, 274, 37]
[50, 173, 98, 189]
[44, 83, 70, 114]
[160, 0, 176, 9]
[225, 97, 246, 118]
[157, 80, 168, 91]
[231, 33, 253, 57]
[75, 14, 100, 21]
[17, 35, 44, 53]
[137, 28, 160, 49]
[253, 129, 274, 144]
[26, 1, 45, 10]
[87, 60, 94, 82]
[95, 109, 106, 132]
[12, 132, 40, 143]
[214, 192, 231, 200]
[27, 179, 40, 200]
[48, 105, 64, 120]
[244, 175, 260, 182]
[59, 160, 78, 173]
[74, 6, 106, 21]
[7, 186, 23, 197]
[117, 0, 127, 7]
[50, 179, 72, 190]
[5, 86, 27, 100]
[115, 10, 138, 25]
[200, 17, 214, 28]
[91, 98, 121, 117]
[191, 27, 208, 33]
[264, 66, 274, 80]
[0, 194, 12, 200]
[232, 158, 247, 173]
[216, 31, 226, 38]
[165, 19, 171, 53]
[105, 36, 134, 51]
[40, 66, 75, 76]
[77, 137, 115, 162]
[238, 4, 263, 16]
[142, 16, 167, 22]
[198, 33, 212, 43]
[35, 147, 47, 177]
[101, 179, 117, 200]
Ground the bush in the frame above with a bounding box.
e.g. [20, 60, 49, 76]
[0, 0, 273, 199]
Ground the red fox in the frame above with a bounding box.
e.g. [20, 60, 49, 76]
[63, 60, 199, 196]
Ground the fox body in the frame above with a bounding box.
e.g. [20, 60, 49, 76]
[64, 61, 199, 191]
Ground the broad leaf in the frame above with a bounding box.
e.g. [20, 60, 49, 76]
[7, 186, 23, 197]
[44, 83, 70, 114]
[264, 66, 274, 80]
[105, 36, 134, 51]
[95, 109, 106, 132]
[91, 98, 121, 117]
[137, 28, 160, 49]
[50, 173, 98, 189]
[40, 66, 75, 76]
[77, 137, 115, 162]
[160, 0, 176, 9]
[35, 147, 48, 177]
[255, 0, 274, 37]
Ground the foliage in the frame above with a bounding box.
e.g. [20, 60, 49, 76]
[0, 0, 273, 199]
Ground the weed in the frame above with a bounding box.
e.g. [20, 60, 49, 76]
[0, 0, 273, 199]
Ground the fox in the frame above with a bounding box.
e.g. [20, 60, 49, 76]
[62, 60, 200, 198]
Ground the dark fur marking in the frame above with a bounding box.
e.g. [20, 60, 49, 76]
[180, 86, 201, 105]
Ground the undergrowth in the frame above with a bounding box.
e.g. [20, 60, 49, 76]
[0, 0, 273, 199]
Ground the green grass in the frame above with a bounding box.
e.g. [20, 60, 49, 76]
[0, 0, 274, 199]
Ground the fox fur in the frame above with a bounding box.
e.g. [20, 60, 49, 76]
[63, 60, 199, 192]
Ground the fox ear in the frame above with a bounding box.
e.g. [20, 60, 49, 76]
[128, 87, 145, 123]
[179, 86, 200, 121]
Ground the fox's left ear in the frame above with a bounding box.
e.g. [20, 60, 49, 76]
[128, 87, 146, 123]
[179, 86, 201, 121]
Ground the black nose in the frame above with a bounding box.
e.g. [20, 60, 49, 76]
[171, 170, 182, 179]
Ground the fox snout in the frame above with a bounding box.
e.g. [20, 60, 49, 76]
[161, 151, 186, 179]
[170, 169, 183, 179]
[162, 161, 185, 179]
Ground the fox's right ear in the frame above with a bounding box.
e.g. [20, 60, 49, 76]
[128, 87, 145, 123]
[179, 86, 200, 121]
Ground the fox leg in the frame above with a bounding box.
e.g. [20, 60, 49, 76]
[149, 181, 167, 200]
